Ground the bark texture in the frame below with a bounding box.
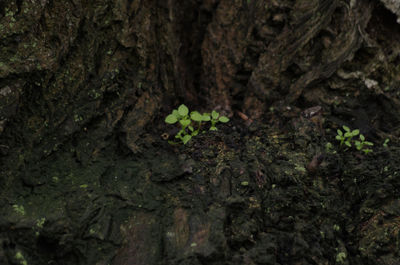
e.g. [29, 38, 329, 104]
[380, 0, 400, 20]
[2, 0, 400, 265]
[1, 0, 400, 154]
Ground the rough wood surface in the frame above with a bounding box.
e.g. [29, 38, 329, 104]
[2, 1, 400, 265]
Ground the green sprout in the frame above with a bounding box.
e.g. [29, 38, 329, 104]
[12, 204, 25, 216]
[354, 134, 374, 154]
[208, 110, 230, 131]
[335, 125, 359, 147]
[336, 252, 347, 263]
[36, 217, 46, 229]
[335, 125, 373, 154]
[165, 104, 229, 144]
[325, 142, 334, 153]
[383, 138, 390, 147]
[15, 251, 28, 265]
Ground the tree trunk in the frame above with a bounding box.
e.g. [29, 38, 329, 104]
[2, 0, 400, 264]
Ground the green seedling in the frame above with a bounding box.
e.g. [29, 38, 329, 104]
[335, 126, 373, 154]
[336, 126, 359, 147]
[12, 204, 25, 216]
[383, 138, 390, 147]
[325, 142, 333, 151]
[190, 110, 209, 136]
[354, 134, 373, 154]
[165, 104, 229, 144]
[206, 110, 230, 131]
[15, 251, 28, 265]
[165, 104, 192, 144]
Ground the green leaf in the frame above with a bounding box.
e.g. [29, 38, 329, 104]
[363, 148, 372, 154]
[178, 104, 189, 116]
[383, 139, 389, 147]
[192, 131, 199, 136]
[365, 141, 374, 146]
[335, 135, 342, 141]
[188, 126, 194, 131]
[325, 142, 333, 150]
[337, 130, 343, 136]
[344, 132, 352, 138]
[211, 110, 219, 120]
[172, 109, 180, 118]
[343, 125, 350, 132]
[345, 141, 352, 147]
[202, 114, 211, 121]
[182, 135, 191, 144]
[179, 119, 191, 127]
[168, 140, 179, 145]
[176, 130, 184, 138]
[165, 114, 178, 124]
[352, 129, 359, 136]
[359, 134, 365, 141]
[209, 126, 218, 131]
[219, 116, 229, 123]
[191, 111, 203, 121]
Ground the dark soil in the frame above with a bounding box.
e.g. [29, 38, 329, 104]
[1, 101, 400, 265]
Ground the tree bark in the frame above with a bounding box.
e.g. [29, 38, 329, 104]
[1, 0, 400, 155]
[2, 0, 400, 264]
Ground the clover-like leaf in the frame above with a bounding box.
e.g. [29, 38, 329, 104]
[165, 114, 178, 124]
[182, 135, 192, 144]
[202, 114, 211, 121]
[179, 119, 191, 127]
[219, 116, 229, 123]
[337, 129, 343, 136]
[178, 104, 189, 116]
[335, 135, 342, 141]
[354, 141, 362, 150]
[365, 141, 374, 146]
[343, 125, 350, 132]
[211, 110, 219, 120]
[344, 132, 352, 138]
[352, 129, 359, 136]
[360, 134, 365, 141]
[209, 126, 218, 131]
[191, 111, 203, 122]
[345, 141, 352, 147]
[172, 109, 180, 118]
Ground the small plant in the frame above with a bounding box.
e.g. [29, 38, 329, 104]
[325, 142, 337, 154]
[354, 134, 373, 154]
[165, 104, 229, 144]
[12, 204, 25, 216]
[335, 125, 373, 154]
[336, 126, 359, 147]
[209, 110, 229, 130]
[383, 138, 390, 147]
[15, 251, 28, 265]
[34, 217, 46, 236]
